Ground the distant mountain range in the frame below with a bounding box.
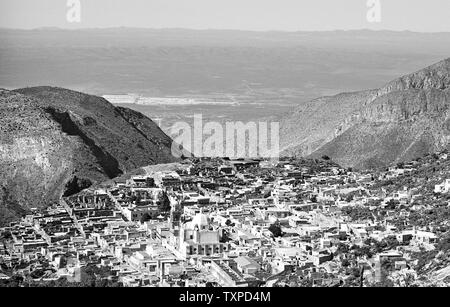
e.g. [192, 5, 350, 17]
[281, 58, 450, 169]
[0, 87, 179, 225]
[1, 28, 450, 98]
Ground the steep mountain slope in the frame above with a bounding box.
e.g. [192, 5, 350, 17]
[0, 87, 179, 225]
[281, 58, 450, 169]
[312, 89, 450, 169]
[280, 90, 378, 156]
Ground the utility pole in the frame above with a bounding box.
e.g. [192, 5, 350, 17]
[359, 265, 365, 287]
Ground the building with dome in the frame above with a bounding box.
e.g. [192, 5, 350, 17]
[178, 213, 230, 258]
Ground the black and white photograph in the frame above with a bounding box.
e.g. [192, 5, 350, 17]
[0, 0, 450, 293]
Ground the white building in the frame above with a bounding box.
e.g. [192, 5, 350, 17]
[434, 179, 450, 193]
[178, 213, 230, 257]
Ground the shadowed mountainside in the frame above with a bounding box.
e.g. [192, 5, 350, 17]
[0, 87, 179, 225]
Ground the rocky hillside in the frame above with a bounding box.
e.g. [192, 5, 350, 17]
[0, 87, 179, 225]
[281, 58, 450, 169]
[280, 90, 378, 157]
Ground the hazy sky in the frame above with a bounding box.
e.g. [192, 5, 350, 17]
[0, 0, 449, 32]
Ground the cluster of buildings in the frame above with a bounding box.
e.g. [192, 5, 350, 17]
[1, 154, 449, 287]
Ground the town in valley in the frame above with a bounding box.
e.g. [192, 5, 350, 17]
[1, 151, 450, 288]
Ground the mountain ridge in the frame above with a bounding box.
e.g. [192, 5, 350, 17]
[281, 58, 450, 169]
